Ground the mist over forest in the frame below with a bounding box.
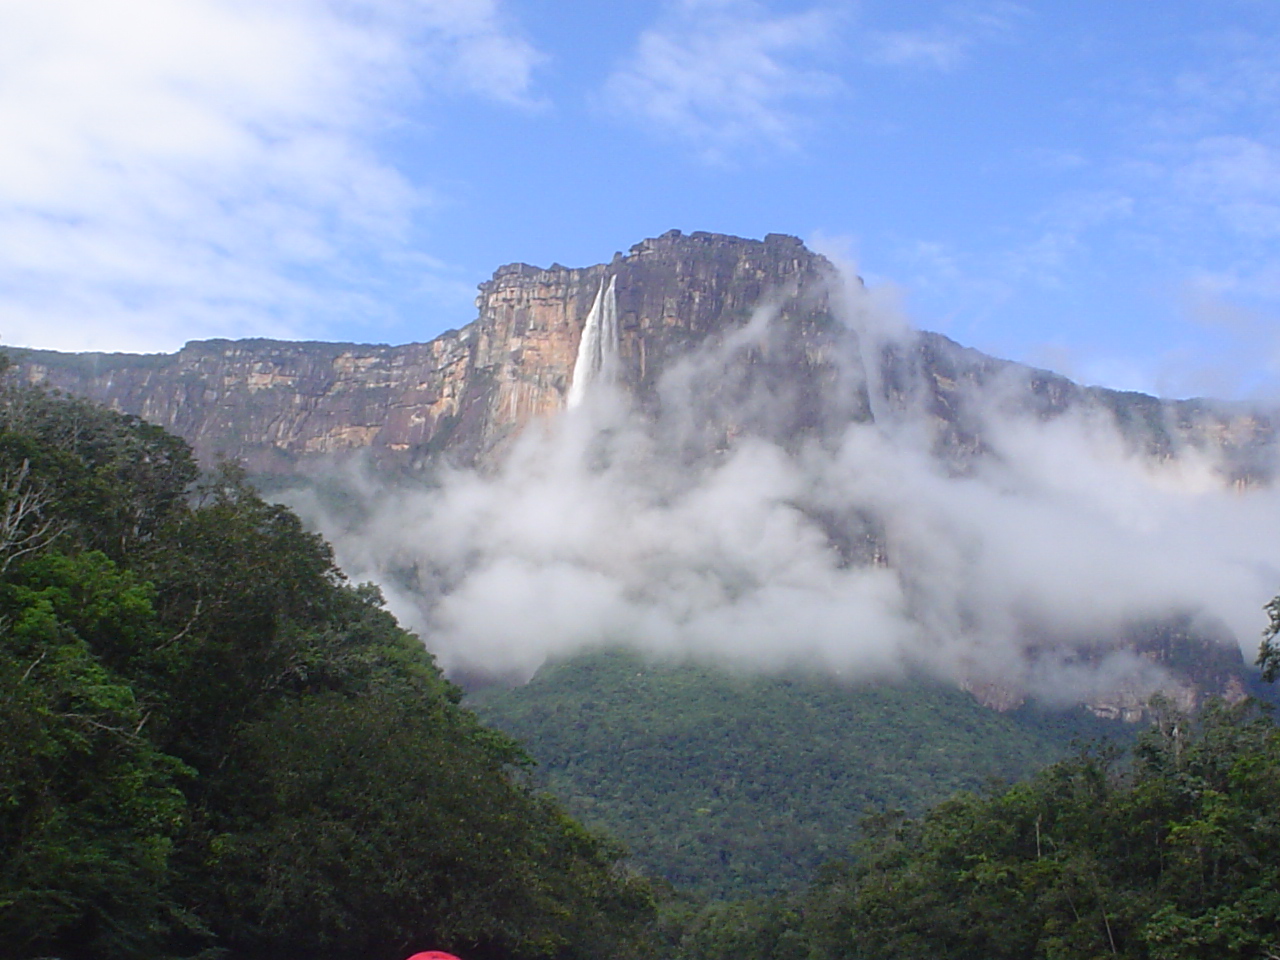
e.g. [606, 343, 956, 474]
[280, 262, 1280, 711]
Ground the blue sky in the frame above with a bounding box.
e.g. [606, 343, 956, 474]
[2, 0, 1278, 399]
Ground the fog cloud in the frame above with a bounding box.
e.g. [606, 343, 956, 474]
[0, 0, 541, 353]
[282, 271, 1280, 701]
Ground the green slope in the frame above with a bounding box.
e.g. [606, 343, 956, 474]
[0, 376, 653, 960]
[469, 648, 1132, 898]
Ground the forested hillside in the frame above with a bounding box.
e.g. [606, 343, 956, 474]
[656, 699, 1280, 960]
[470, 650, 1131, 897]
[0, 367, 652, 960]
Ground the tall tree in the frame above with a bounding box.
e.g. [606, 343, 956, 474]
[1259, 593, 1280, 682]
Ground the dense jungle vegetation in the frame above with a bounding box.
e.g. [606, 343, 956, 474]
[0, 369, 653, 960]
[653, 697, 1280, 960]
[469, 650, 1131, 898]
[3, 365, 1279, 960]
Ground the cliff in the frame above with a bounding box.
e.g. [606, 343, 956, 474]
[11, 231, 842, 470]
[8, 229, 1278, 715]
[13, 229, 1274, 483]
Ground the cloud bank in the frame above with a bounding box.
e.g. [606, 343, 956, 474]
[0, 0, 540, 353]
[603, 0, 845, 162]
[282, 270, 1280, 702]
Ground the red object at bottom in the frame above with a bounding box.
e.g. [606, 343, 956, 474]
[405, 953, 462, 960]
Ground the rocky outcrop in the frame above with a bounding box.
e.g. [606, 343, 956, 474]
[961, 620, 1253, 719]
[14, 229, 1274, 482]
[12, 335, 476, 472]
[11, 231, 847, 470]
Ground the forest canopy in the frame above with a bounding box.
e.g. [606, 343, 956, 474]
[655, 698, 1280, 960]
[0, 370, 653, 960]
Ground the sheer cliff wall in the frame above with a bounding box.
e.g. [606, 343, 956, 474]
[8, 228, 1278, 481]
[10, 231, 840, 470]
[9, 229, 1278, 712]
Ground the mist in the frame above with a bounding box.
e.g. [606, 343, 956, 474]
[280, 269, 1280, 702]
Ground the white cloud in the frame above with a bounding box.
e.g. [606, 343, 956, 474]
[0, 0, 542, 354]
[1102, 30, 1280, 294]
[1174, 136, 1280, 239]
[1164, 277, 1280, 400]
[603, 0, 844, 162]
[1004, 190, 1135, 286]
[283, 282, 1280, 697]
[865, 1, 1025, 71]
[867, 30, 966, 70]
[393, 0, 545, 106]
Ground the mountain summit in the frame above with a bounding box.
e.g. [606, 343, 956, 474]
[13, 231, 835, 468]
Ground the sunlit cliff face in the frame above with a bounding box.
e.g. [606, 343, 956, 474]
[278, 236, 1280, 714]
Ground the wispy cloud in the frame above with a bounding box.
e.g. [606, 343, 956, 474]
[1173, 136, 1280, 239]
[1005, 190, 1136, 286]
[1166, 277, 1280, 399]
[1124, 35, 1280, 341]
[866, 1, 1025, 71]
[0, 0, 542, 354]
[603, 0, 845, 163]
[881, 16, 1280, 400]
[1121, 27, 1280, 259]
[408, 0, 546, 107]
[867, 30, 967, 70]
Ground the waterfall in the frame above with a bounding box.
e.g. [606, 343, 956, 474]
[566, 275, 618, 409]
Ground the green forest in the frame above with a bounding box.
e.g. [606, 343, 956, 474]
[653, 698, 1280, 960]
[0, 369, 652, 960]
[3, 366, 1279, 960]
[469, 650, 1132, 897]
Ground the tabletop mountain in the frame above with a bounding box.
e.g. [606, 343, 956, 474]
[10, 231, 1278, 717]
[13, 230, 1275, 478]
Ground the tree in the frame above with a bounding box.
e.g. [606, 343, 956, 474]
[0, 551, 189, 960]
[0, 380, 197, 561]
[0, 456, 64, 575]
[1259, 594, 1280, 683]
[202, 688, 653, 960]
[780, 700, 1280, 960]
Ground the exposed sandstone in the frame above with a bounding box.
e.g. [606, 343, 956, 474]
[12, 231, 846, 469]
[12, 229, 1275, 481]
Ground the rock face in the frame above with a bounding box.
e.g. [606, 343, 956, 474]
[13, 336, 475, 472]
[12, 231, 845, 470]
[960, 619, 1254, 719]
[9, 229, 1278, 713]
[14, 229, 1275, 482]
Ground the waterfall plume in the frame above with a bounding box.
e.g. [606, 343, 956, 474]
[566, 275, 619, 409]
